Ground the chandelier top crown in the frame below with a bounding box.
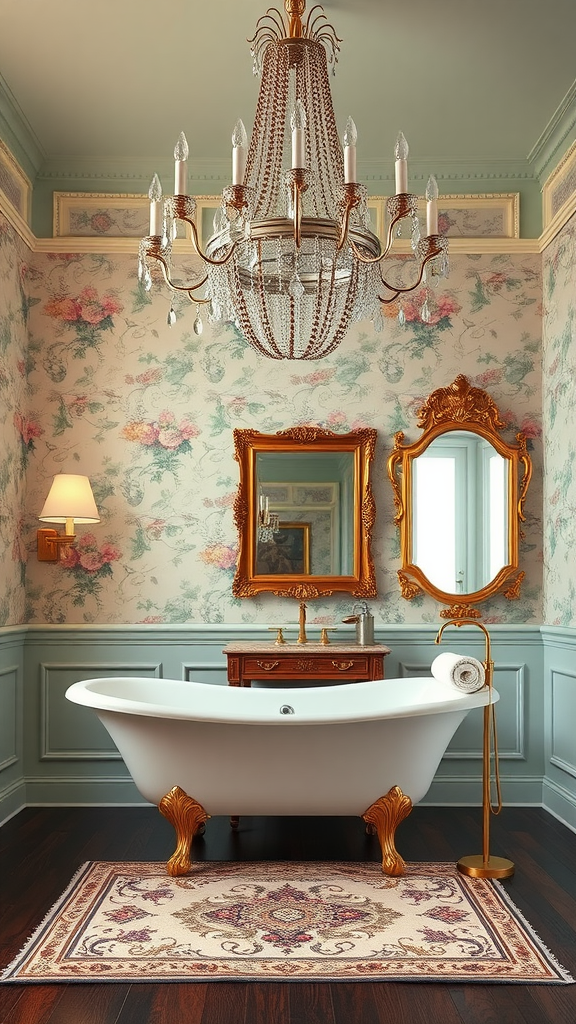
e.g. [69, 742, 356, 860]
[249, 1, 341, 73]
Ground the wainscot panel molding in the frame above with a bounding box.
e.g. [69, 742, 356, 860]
[542, 626, 576, 830]
[0, 629, 25, 824]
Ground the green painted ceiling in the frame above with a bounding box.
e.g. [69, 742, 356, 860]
[1, 0, 576, 236]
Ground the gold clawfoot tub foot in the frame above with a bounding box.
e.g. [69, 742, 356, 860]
[158, 786, 210, 876]
[362, 785, 413, 876]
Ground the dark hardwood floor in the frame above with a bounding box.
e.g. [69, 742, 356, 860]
[0, 805, 575, 1023]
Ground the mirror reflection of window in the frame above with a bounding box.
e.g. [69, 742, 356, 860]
[413, 432, 509, 594]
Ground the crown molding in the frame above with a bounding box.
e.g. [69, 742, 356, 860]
[528, 78, 576, 182]
[36, 156, 233, 184]
[0, 75, 44, 179]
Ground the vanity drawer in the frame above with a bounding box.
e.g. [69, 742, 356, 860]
[224, 644, 390, 686]
[243, 655, 373, 679]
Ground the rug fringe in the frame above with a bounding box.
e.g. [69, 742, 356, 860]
[493, 880, 575, 984]
[0, 861, 94, 982]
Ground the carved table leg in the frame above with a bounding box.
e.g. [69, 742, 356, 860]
[362, 785, 413, 876]
[158, 786, 210, 876]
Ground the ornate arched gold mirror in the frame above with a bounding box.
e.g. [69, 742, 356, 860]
[387, 375, 532, 618]
[232, 426, 377, 599]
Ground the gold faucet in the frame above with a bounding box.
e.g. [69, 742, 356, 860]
[297, 600, 307, 644]
[434, 617, 513, 879]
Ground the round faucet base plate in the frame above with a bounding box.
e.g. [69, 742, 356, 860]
[457, 854, 515, 879]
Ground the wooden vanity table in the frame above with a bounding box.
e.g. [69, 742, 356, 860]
[223, 642, 391, 687]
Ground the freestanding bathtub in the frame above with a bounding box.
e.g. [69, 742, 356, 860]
[66, 675, 498, 876]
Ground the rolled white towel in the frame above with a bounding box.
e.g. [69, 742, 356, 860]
[431, 651, 486, 693]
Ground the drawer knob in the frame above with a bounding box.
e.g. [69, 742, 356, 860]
[332, 660, 354, 671]
[256, 660, 280, 672]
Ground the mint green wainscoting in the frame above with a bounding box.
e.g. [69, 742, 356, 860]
[542, 627, 576, 831]
[0, 628, 26, 823]
[1, 623, 572, 829]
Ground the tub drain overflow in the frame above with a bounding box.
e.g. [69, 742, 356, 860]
[279, 704, 295, 715]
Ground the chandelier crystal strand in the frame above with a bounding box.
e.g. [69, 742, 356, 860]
[138, 0, 448, 359]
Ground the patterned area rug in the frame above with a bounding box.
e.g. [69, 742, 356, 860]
[2, 861, 573, 984]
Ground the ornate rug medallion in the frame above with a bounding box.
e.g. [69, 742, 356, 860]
[1, 861, 573, 983]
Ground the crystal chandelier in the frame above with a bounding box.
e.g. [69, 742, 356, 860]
[138, 0, 448, 360]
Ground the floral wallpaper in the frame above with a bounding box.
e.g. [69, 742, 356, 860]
[6, 241, 540, 628]
[542, 211, 576, 626]
[0, 212, 33, 625]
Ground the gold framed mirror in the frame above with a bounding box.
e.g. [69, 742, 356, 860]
[232, 426, 377, 599]
[387, 375, 532, 618]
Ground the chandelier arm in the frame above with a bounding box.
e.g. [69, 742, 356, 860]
[187, 218, 240, 268]
[145, 249, 209, 297]
[348, 214, 400, 265]
[377, 247, 441, 302]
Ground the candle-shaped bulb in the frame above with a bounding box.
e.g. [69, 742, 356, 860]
[394, 131, 409, 161]
[148, 173, 162, 203]
[394, 131, 409, 195]
[290, 99, 307, 132]
[425, 174, 439, 201]
[426, 174, 439, 235]
[232, 119, 248, 185]
[343, 116, 358, 184]
[174, 131, 189, 162]
[174, 131, 189, 195]
[232, 118, 248, 149]
[148, 173, 163, 235]
[343, 116, 357, 149]
[290, 99, 307, 169]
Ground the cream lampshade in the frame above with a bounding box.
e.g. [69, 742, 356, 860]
[37, 474, 100, 561]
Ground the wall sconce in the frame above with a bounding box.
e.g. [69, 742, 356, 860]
[37, 474, 100, 562]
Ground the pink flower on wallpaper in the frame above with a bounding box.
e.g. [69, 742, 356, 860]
[61, 534, 122, 575]
[157, 427, 184, 450]
[100, 542, 122, 563]
[124, 368, 165, 386]
[140, 615, 165, 624]
[227, 397, 248, 414]
[203, 496, 236, 508]
[485, 272, 508, 292]
[43, 286, 123, 326]
[122, 413, 200, 454]
[289, 368, 336, 386]
[67, 396, 90, 417]
[437, 212, 452, 235]
[90, 212, 114, 234]
[14, 411, 43, 446]
[474, 369, 503, 388]
[178, 418, 201, 442]
[59, 546, 80, 568]
[199, 543, 237, 571]
[79, 550, 105, 572]
[518, 414, 541, 439]
[16, 359, 26, 377]
[325, 411, 347, 428]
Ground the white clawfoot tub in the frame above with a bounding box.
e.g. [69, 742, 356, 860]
[66, 675, 497, 876]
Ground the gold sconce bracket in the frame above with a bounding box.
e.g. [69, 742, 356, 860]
[37, 528, 76, 562]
